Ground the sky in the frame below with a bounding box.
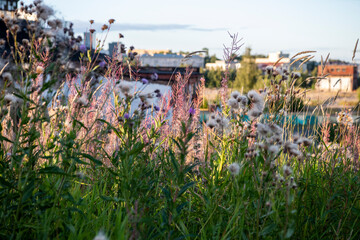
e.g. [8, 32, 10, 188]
[25, 0, 360, 61]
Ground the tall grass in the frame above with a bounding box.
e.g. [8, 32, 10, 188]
[0, 1, 360, 239]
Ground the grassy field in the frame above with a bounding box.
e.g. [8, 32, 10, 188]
[1, 2, 360, 240]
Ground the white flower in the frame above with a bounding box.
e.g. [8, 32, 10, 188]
[2, 72, 13, 82]
[4, 94, 18, 103]
[228, 163, 240, 176]
[238, 95, 248, 109]
[118, 81, 133, 95]
[248, 90, 264, 111]
[269, 123, 282, 136]
[268, 145, 280, 155]
[248, 108, 262, 120]
[36, 66, 44, 74]
[283, 165, 292, 177]
[206, 119, 217, 129]
[230, 91, 241, 100]
[257, 123, 271, 137]
[228, 98, 239, 110]
[76, 95, 88, 106]
[93, 231, 108, 240]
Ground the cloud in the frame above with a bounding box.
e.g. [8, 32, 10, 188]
[70, 20, 225, 32]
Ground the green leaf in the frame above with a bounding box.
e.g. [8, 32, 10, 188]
[39, 166, 68, 175]
[78, 153, 103, 166]
[87, 50, 92, 63]
[260, 223, 276, 236]
[285, 227, 295, 238]
[178, 182, 195, 198]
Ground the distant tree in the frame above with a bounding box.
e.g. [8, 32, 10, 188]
[233, 47, 263, 92]
[209, 55, 218, 63]
[202, 47, 209, 57]
[204, 68, 222, 88]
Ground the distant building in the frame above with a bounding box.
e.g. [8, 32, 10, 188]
[0, 0, 18, 18]
[133, 49, 170, 56]
[0, 0, 18, 11]
[140, 53, 204, 68]
[108, 42, 125, 58]
[255, 51, 290, 69]
[316, 65, 358, 92]
[84, 32, 96, 49]
[205, 60, 241, 70]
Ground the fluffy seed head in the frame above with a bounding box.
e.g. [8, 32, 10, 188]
[228, 163, 240, 176]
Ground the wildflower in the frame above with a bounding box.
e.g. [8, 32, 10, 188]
[99, 60, 106, 68]
[230, 90, 241, 100]
[248, 90, 263, 105]
[189, 107, 196, 115]
[206, 119, 217, 129]
[79, 44, 86, 53]
[154, 106, 160, 111]
[2, 72, 13, 82]
[119, 33, 124, 38]
[124, 113, 130, 119]
[257, 123, 271, 137]
[141, 78, 149, 84]
[265, 65, 273, 74]
[10, 24, 20, 34]
[90, 19, 94, 24]
[248, 108, 262, 120]
[269, 123, 282, 136]
[4, 93, 18, 104]
[22, 39, 29, 46]
[55, 19, 63, 29]
[284, 141, 299, 154]
[337, 110, 353, 126]
[75, 172, 85, 179]
[101, 24, 108, 31]
[227, 98, 239, 110]
[36, 65, 44, 74]
[289, 148, 302, 157]
[150, 72, 158, 81]
[283, 164, 292, 177]
[93, 231, 108, 240]
[268, 145, 280, 155]
[108, 19, 115, 24]
[118, 81, 133, 95]
[301, 138, 312, 147]
[291, 72, 301, 79]
[238, 95, 248, 109]
[296, 137, 312, 146]
[90, 29, 95, 34]
[36, 4, 54, 20]
[219, 117, 230, 129]
[265, 201, 271, 207]
[209, 113, 216, 120]
[228, 163, 240, 176]
[47, 20, 56, 29]
[76, 95, 88, 106]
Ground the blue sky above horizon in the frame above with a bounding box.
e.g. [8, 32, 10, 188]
[26, 0, 360, 61]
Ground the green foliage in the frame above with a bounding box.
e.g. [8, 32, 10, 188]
[1, 4, 360, 240]
[233, 47, 264, 92]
